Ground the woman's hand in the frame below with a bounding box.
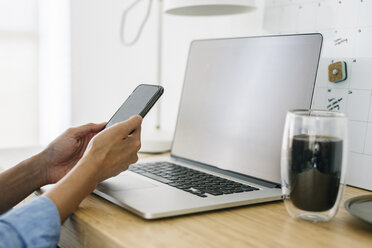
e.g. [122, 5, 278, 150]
[81, 115, 142, 183]
[44, 116, 142, 222]
[0, 122, 106, 213]
[41, 122, 106, 184]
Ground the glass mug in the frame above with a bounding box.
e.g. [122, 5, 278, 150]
[281, 109, 348, 222]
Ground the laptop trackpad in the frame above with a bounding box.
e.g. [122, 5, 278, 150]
[97, 172, 157, 192]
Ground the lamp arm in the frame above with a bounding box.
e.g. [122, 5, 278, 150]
[120, 0, 153, 46]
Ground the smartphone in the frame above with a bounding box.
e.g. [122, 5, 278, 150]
[104, 84, 164, 130]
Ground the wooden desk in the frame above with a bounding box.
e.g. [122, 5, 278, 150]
[1, 150, 368, 247]
[1, 151, 371, 248]
[59, 183, 372, 247]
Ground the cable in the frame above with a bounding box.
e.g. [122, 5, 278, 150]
[120, 0, 153, 46]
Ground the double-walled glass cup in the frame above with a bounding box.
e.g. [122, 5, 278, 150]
[281, 109, 348, 222]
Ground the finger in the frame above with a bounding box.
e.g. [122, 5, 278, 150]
[83, 132, 98, 146]
[75, 122, 107, 136]
[128, 130, 141, 152]
[110, 115, 142, 137]
[130, 153, 139, 164]
[129, 122, 141, 138]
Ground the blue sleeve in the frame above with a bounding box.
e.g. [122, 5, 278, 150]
[0, 196, 61, 248]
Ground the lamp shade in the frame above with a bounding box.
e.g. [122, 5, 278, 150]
[164, 0, 256, 16]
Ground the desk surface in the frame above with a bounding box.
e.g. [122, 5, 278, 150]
[2, 151, 371, 247]
[1, 151, 371, 248]
[59, 170, 372, 247]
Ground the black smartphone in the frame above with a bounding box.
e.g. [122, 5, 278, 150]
[104, 84, 164, 130]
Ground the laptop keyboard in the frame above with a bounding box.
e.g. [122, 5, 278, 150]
[129, 162, 259, 198]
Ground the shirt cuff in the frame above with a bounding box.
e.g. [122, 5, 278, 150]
[0, 196, 61, 247]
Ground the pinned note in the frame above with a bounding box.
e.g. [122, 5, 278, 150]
[328, 61, 347, 83]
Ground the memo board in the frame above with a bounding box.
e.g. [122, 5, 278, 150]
[264, 0, 372, 190]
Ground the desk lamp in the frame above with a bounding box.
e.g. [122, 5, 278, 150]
[120, 0, 256, 153]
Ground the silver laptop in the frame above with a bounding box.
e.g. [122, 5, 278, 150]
[94, 33, 323, 219]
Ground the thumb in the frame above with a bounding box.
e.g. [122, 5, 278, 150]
[110, 115, 143, 137]
[75, 122, 107, 136]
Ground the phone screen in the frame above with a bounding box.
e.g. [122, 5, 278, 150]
[105, 84, 163, 129]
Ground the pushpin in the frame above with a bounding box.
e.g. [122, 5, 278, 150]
[328, 61, 347, 83]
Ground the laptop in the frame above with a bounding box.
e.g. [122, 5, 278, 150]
[94, 33, 323, 219]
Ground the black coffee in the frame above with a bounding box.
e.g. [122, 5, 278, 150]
[290, 134, 343, 212]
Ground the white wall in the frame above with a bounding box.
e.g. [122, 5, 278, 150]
[70, 0, 265, 135]
[70, 0, 157, 131]
[39, 0, 71, 145]
[262, 0, 372, 190]
[0, 0, 71, 148]
[0, 0, 39, 148]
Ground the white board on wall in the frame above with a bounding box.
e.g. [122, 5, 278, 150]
[264, 0, 372, 190]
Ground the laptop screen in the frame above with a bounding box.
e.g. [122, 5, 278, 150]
[171, 34, 323, 184]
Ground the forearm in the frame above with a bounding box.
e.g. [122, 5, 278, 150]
[0, 153, 47, 214]
[44, 157, 99, 223]
[0, 196, 61, 247]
